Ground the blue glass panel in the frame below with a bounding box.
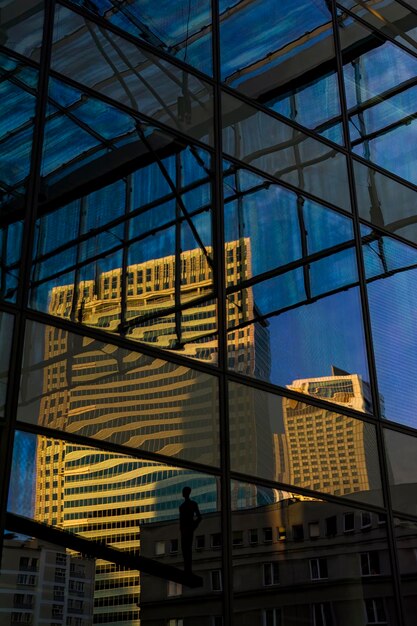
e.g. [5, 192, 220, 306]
[52, 5, 214, 145]
[228, 286, 371, 413]
[224, 189, 302, 279]
[0, 54, 38, 208]
[129, 199, 176, 237]
[41, 105, 101, 180]
[220, 0, 342, 142]
[85, 180, 126, 229]
[0, 220, 23, 302]
[227, 268, 306, 328]
[181, 145, 212, 186]
[365, 235, 417, 426]
[67, 0, 213, 75]
[128, 225, 175, 267]
[338, 0, 417, 53]
[363, 233, 417, 280]
[354, 158, 417, 245]
[0, 2, 44, 60]
[303, 202, 354, 254]
[310, 248, 358, 297]
[340, 14, 417, 184]
[181, 211, 212, 254]
[222, 92, 351, 213]
[224, 163, 355, 287]
[33, 200, 81, 257]
[131, 160, 173, 208]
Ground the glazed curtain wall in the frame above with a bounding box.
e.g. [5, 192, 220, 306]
[1, 2, 417, 626]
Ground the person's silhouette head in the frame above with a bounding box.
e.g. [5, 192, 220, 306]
[182, 486, 192, 499]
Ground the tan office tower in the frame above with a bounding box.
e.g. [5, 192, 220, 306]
[34, 240, 273, 624]
[281, 369, 379, 497]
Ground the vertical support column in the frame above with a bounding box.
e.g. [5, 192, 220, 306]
[175, 152, 183, 348]
[330, 2, 406, 624]
[211, 1, 233, 624]
[0, 0, 56, 563]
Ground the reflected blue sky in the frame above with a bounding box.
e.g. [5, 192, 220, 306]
[269, 287, 370, 389]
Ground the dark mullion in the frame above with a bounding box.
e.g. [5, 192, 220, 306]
[0, 0, 56, 565]
[331, 1, 406, 624]
[175, 152, 182, 348]
[229, 468, 389, 517]
[223, 152, 354, 220]
[211, 0, 233, 625]
[69, 195, 86, 323]
[21, 301, 221, 377]
[9, 416, 398, 519]
[135, 123, 214, 269]
[290, 91, 311, 301]
[351, 110, 417, 146]
[15, 419, 223, 478]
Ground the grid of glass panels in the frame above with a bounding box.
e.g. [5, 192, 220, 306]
[1, 1, 417, 625]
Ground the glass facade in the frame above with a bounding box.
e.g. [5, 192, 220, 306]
[0, 1, 416, 625]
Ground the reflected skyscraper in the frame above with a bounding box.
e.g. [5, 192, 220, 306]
[34, 240, 273, 624]
[281, 370, 380, 496]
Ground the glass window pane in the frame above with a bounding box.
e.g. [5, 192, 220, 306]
[18, 320, 220, 467]
[394, 516, 417, 626]
[32, 116, 216, 361]
[7, 430, 221, 625]
[0, 1, 44, 60]
[0, 311, 14, 417]
[228, 383, 381, 504]
[220, 0, 343, 143]
[0, 217, 23, 304]
[51, 5, 214, 145]
[227, 281, 371, 412]
[364, 233, 417, 426]
[0, 53, 39, 214]
[384, 429, 417, 516]
[338, 0, 417, 53]
[339, 13, 417, 184]
[231, 480, 394, 624]
[65, 0, 213, 76]
[354, 158, 417, 245]
[224, 161, 355, 287]
[222, 92, 351, 213]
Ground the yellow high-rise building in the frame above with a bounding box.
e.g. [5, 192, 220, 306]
[34, 239, 273, 624]
[281, 371, 379, 497]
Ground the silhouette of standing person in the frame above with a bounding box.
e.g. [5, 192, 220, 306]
[179, 486, 201, 574]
